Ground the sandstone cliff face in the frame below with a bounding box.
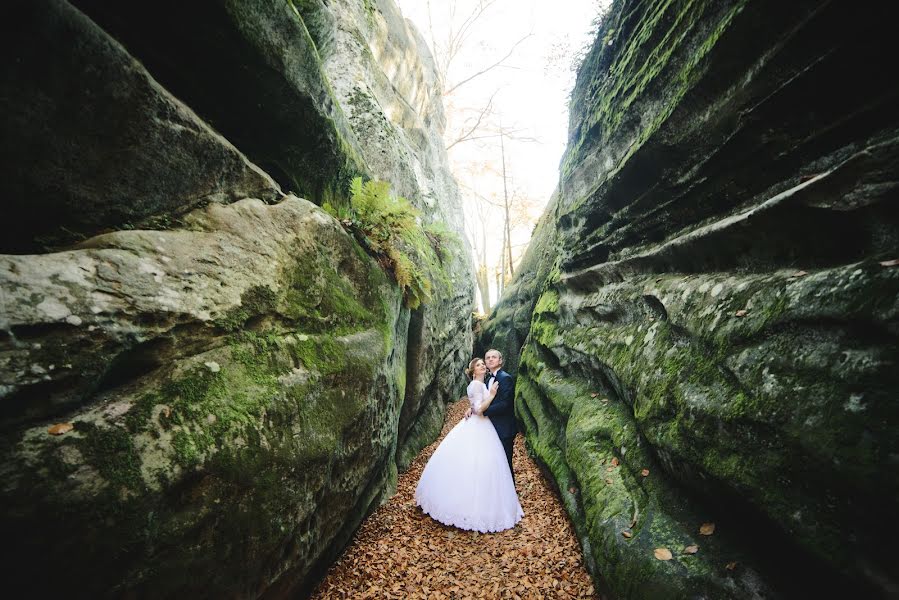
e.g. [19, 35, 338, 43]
[1, 0, 472, 596]
[299, 0, 475, 469]
[480, 1, 898, 598]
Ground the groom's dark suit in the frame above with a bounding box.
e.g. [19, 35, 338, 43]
[483, 368, 517, 481]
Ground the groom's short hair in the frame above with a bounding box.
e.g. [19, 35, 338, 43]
[486, 348, 503, 363]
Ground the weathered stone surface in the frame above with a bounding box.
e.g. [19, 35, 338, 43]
[0, 0, 281, 253]
[309, 0, 475, 469]
[0, 197, 408, 597]
[481, 0, 899, 597]
[1, 0, 473, 596]
[71, 0, 367, 206]
[69, 0, 475, 471]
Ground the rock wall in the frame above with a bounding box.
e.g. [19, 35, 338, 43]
[0, 0, 473, 596]
[297, 0, 475, 469]
[480, 0, 898, 598]
[0, 0, 283, 254]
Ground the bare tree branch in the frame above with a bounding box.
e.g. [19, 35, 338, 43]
[445, 89, 500, 150]
[443, 33, 532, 96]
[458, 182, 505, 209]
[426, 0, 445, 80]
[436, 1, 499, 85]
[454, 0, 498, 55]
[448, 131, 539, 145]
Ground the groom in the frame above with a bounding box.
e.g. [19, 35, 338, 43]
[482, 348, 517, 483]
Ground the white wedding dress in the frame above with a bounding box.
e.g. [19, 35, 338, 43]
[414, 380, 523, 532]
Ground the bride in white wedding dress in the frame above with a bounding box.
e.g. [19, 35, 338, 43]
[414, 358, 524, 533]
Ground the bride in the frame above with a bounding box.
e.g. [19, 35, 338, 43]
[414, 358, 524, 532]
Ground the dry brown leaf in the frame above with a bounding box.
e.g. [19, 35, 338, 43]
[654, 548, 673, 561]
[699, 522, 716, 536]
[590, 392, 598, 398]
[610, 457, 620, 467]
[725, 561, 738, 571]
[790, 270, 808, 278]
[734, 309, 748, 317]
[640, 468, 650, 477]
[879, 259, 899, 267]
[47, 422, 73, 435]
[309, 398, 595, 599]
[621, 530, 632, 539]
[683, 545, 699, 554]
[605, 478, 613, 485]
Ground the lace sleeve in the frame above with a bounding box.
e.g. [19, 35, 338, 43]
[467, 381, 484, 412]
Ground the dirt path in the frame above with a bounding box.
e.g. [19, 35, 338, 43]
[311, 399, 598, 599]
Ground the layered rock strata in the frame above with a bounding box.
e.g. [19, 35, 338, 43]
[480, 0, 899, 597]
[1, 0, 473, 596]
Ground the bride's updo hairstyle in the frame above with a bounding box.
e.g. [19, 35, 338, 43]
[465, 357, 483, 380]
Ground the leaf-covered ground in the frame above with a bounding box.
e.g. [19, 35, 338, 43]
[311, 399, 599, 599]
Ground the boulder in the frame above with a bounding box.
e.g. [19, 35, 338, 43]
[1, 197, 408, 597]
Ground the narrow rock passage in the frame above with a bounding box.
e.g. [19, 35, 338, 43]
[312, 399, 598, 599]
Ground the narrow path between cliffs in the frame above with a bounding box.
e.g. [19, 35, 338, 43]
[312, 398, 599, 599]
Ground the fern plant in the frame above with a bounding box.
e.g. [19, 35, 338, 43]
[329, 177, 455, 309]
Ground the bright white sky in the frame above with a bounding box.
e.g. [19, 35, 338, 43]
[396, 0, 607, 309]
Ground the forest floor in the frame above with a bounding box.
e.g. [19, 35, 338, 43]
[311, 398, 599, 599]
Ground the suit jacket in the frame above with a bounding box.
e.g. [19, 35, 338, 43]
[483, 369, 517, 439]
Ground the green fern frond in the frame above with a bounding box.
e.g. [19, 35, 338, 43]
[349, 176, 364, 204]
[345, 177, 455, 308]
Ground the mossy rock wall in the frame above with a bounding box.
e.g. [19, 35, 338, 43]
[69, 0, 475, 469]
[0, 0, 282, 253]
[310, 0, 475, 468]
[1, 197, 408, 596]
[480, 0, 899, 597]
[70, 0, 369, 207]
[1, 0, 473, 596]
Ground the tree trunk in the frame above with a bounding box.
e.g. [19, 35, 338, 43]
[476, 264, 491, 314]
[499, 127, 509, 289]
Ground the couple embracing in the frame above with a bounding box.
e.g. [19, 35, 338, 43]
[414, 349, 523, 533]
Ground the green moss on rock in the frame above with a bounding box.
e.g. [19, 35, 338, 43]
[216, 285, 279, 332]
[73, 421, 146, 493]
